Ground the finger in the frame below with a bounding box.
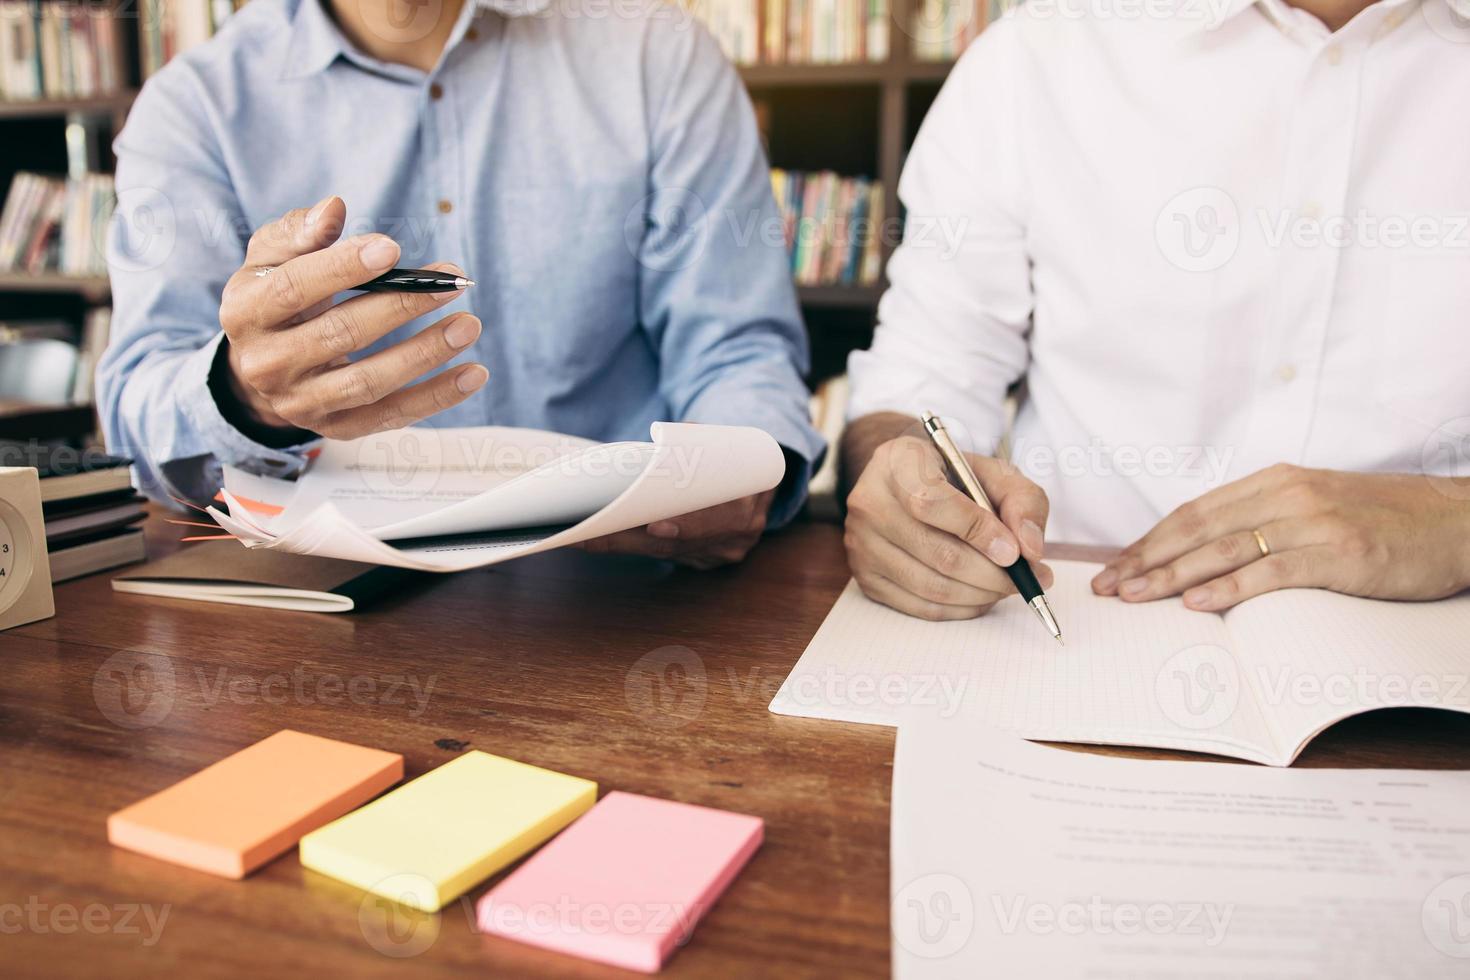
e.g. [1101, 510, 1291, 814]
[854, 570, 992, 622]
[243, 195, 346, 267]
[856, 530, 1013, 608]
[874, 510, 1016, 597]
[312, 363, 488, 439]
[232, 233, 403, 335]
[972, 455, 1050, 561]
[889, 468, 1021, 568]
[579, 528, 680, 560]
[237, 265, 471, 396]
[677, 533, 763, 569]
[1181, 545, 1332, 612]
[647, 494, 766, 542]
[1096, 490, 1281, 593]
[1113, 519, 1299, 602]
[276, 313, 481, 421]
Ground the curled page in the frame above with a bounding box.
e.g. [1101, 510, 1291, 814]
[207, 422, 786, 572]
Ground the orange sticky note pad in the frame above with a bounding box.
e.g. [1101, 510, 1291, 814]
[107, 730, 403, 879]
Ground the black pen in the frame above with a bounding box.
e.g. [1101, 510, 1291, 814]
[354, 268, 476, 293]
[920, 411, 1063, 644]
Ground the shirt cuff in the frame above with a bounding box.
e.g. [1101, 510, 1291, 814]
[178, 332, 317, 480]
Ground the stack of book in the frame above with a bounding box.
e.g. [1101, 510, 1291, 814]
[1, 443, 147, 582]
[139, 0, 245, 78]
[911, 0, 1020, 61]
[0, 1, 124, 101]
[771, 169, 884, 288]
[687, 0, 890, 65]
[0, 171, 115, 277]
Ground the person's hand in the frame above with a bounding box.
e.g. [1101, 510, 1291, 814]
[218, 195, 489, 440]
[1092, 464, 1470, 611]
[844, 435, 1053, 620]
[578, 490, 776, 569]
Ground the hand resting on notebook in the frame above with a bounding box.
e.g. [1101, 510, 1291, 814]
[1094, 465, 1470, 611]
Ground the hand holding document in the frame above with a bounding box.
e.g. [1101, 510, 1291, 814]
[207, 422, 786, 572]
[892, 720, 1470, 978]
[771, 561, 1470, 765]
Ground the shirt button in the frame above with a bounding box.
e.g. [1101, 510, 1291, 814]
[1275, 364, 1298, 384]
[438, 200, 454, 214]
[1325, 44, 1342, 66]
[429, 83, 443, 100]
[466, 27, 479, 40]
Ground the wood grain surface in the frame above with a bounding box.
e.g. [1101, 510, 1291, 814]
[3, 513, 1467, 978]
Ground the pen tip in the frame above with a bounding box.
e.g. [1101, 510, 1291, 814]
[456, 277, 476, 288]
[1055, 634, 1065, 646]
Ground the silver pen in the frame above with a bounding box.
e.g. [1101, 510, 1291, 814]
[920, 411, 1063, 644]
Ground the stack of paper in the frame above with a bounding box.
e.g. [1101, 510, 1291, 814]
[208, 422, 787, 572]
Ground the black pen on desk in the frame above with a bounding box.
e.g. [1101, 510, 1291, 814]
[920, 411, 1064, 645]
[354, 268, 476, 293]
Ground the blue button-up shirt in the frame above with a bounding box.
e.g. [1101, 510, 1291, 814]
[99, 0, 824, 526]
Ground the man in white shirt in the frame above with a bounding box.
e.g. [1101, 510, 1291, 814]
[842, 0, 1470, 620]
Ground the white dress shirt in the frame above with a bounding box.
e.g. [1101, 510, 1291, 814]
[847, 0, 1470, 546]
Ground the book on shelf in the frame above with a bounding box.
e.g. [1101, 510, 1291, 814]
[0, 0, 123, 101]
[771, 169, 884, 288]
[0, 171, 115, 276]
[911, 0, 1020, 61]
[139, 0, 246, 78]
[685, 0, 889, 65]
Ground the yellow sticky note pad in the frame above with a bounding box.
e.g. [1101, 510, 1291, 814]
[298, 751, 596, 912]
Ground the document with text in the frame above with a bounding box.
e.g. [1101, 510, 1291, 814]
[891, 719, 1470, 978]
[770, 561, 1470, 765]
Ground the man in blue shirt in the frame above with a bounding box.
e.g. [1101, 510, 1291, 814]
[99, 0, 824, 567]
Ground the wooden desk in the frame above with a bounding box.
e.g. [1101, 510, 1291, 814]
[5, 516, 1469, 977]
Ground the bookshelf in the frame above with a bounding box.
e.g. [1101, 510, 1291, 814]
[0, 270, 112, 300]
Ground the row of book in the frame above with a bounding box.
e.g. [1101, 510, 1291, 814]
[911, 0, 1021, 61]
[689, 0, 890, 65]
[771, 169, 884, 288]
[139, 0, 243, 79]
[0, 171, 115, 277]
[0, 0, 124, 100]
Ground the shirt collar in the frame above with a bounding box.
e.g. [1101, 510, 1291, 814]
[1189, 0, 1423, 36]
[279, 0, 551, 81]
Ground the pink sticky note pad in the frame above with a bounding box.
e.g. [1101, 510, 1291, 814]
[476, 791, 763, 972]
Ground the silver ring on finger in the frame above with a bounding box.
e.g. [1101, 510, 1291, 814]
[255, 266, 276, 277]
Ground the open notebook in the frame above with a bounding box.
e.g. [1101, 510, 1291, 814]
[769, 561, 1470, 766]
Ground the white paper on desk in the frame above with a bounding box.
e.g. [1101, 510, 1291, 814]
[769, 561, 1470, 765]
[891, 719, 1470, 979]
[207, 422, 785, 572]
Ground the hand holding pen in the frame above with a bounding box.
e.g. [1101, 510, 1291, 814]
[216, 196, 487, 443]
[921, 412, 1062, 642]
[843, 411, 1057, 627]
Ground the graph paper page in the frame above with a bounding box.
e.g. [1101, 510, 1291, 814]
[771, 561, 1281, 763]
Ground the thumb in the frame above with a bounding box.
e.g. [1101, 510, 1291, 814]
[972, 455, 1050, 562]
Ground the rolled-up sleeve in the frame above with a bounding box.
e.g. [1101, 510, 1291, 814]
[846, 27, 1033, 455]
[635, 21, 826, 528]
[98, 66, 311, 507]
